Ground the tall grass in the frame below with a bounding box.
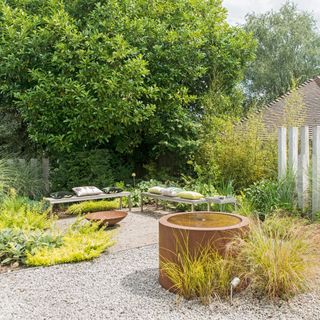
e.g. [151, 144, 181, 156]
[0, 158, 45, 199]
[160, 234, 233, 304]
[235, 214, 317, 299]
[245, 172, 298, 216]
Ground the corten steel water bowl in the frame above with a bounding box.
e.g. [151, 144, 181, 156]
[85, 211, 128, 227]
[159, 212, 250, 291]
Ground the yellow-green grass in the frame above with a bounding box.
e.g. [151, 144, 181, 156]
[26, 221, 114, 266]
[235, 214, 318, 299]
[0, 206, 54, 231]
[66, 199, 120, 215]
[160, 235, 233, 305]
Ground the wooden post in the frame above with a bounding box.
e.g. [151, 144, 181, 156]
[278, 127, 287, 180]
[42, 158, 50, 194]
[30, 158, 38, 168]
[312, 126, 320, 216]
[18, 159, 26, 166]
[298, 126, 309, 210]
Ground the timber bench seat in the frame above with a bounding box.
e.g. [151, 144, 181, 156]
[140, 192, 210, 212]
[140, 193, 237, 213]
[44, 192, 132, 211]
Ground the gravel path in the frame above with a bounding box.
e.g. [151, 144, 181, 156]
[1, 244, 320, 320]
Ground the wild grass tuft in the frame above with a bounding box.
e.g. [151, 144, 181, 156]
[66, 200, 119, 215]
[235, 214, 318, 299]
[160, 235, 233, 305]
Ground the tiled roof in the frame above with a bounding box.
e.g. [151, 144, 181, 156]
[242, 76, 320, 134]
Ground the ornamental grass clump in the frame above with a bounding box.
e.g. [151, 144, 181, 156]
[160, 236, 233, 305]
[26, 220, 114, 266]
[235, 215, 318, 299]
[66, 199, 119, 215]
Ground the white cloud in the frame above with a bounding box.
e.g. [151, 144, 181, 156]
[223, 0, 320, 26]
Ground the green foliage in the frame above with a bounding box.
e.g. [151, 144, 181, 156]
[161, 235, 233, 305]
[244, 2, 320, 105]
[0, 159, 45, 199]
[235, 215, 317, 299]
[26, 220, 114, 266]
[0, 228, 62, 265]
[0, 206, 54, 231]
[50, 149, 125, 191]
[128, 179, 163, 207]
[66, 199, 119, 215]
[0, 0, 255, 173]
[245, 175, 298, 216]
[196, 115, 277, 190]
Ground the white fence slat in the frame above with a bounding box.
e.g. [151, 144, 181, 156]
[298, 126, 309, 210]
[312, 126, 320, 215]
[288, 127, 298, 187]
[278, 127, 287, 180]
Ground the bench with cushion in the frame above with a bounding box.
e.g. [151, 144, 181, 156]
[44, 192, 132, 211]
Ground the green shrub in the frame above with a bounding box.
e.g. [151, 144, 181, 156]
[0, 228, 62, 265]
[50, 149, 117, 191]
[0, 204, 54, 231]
[245, 175, 297, 216]
[0, 193, 48, 213]
[196, 116, 277, 191]
[26, 220, 114, 266]
[66, 200, 119, 215]
[0, 159, 45, 199]
[235, 215, 317, 299]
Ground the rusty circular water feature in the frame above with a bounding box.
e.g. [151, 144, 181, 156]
[159, 212, 250, 291]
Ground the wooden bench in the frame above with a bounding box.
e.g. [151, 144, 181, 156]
[44, 192, 132, 211]
[206, 196, 237, 211]
[140, 192, 210, 212]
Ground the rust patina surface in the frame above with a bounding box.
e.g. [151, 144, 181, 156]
[85, 211, 128, 227]
[159, 212, 250, 291]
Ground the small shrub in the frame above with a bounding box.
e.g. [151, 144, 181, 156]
[160, 235, 233, 304]
[51, 149, 132, 191]
[0, 228, 62, 265]
[66, 200, 119, 215]
[0, 206, 54, 231]
[235, 215, 317, 299]
[26, 220, 114, 266]
[245, 175, 297, 216]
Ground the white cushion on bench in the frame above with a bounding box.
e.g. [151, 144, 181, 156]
[72, 186, 103, 197]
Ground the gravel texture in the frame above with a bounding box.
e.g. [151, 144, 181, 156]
[0, 243, 320, 320]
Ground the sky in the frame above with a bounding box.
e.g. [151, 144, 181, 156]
[223, 0, 320, 26]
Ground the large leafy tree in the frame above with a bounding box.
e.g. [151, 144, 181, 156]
[244, 2, 320, 105]
[0, 0, 254, 170]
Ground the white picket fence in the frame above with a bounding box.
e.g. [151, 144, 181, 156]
[278, 126, 320, 215]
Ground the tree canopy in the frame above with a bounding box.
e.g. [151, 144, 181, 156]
[243, 2, 320, 105]
[0, 0, 255, 165]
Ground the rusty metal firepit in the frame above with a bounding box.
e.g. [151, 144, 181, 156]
[85, 211, 127, 227]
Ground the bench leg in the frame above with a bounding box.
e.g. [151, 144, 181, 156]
[128, 195, 132, 212]
[155, 199, 159, 210]
[207, 202, 210, 212]
[141, 193, 143, 212]
[191, 204, 194, 212]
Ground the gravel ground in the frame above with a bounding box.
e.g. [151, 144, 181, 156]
[1, 244, 320, 320]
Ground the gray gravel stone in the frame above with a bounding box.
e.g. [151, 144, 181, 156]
[0, 244, 319, 320]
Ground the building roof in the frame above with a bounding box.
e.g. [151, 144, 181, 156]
[245, 76, 320, 133]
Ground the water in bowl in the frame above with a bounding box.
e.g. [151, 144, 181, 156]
[167, 213, 241, 228]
